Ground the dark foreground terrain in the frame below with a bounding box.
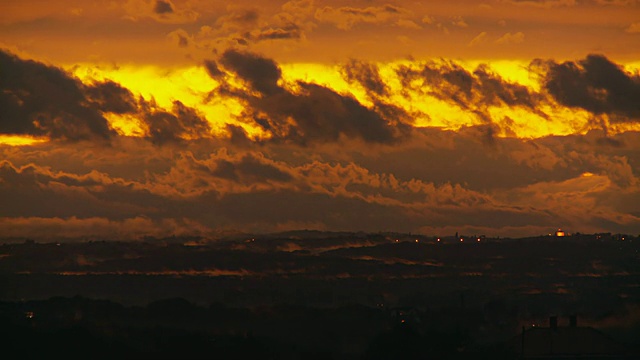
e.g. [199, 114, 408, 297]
[1, 231, 639, 359]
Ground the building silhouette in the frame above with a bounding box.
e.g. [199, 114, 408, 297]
[511, 315, 633, 359]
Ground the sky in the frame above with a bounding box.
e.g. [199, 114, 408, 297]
[1, 0, 639, 240]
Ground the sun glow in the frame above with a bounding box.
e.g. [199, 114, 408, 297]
[103, 113, 146, 137]
[71, 63, 246, 136]
[281, 63, 372, 105]
[0, 135, 47, 146]
[67, 59, 640, 141]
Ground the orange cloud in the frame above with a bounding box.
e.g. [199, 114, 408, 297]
[122, 0, 199, 24]
[625, 22, 640, 33]
[314, 4, 411, 30]
[495, 32, 525, 45]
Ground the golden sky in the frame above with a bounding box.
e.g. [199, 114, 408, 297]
[1, 0, 639, 239]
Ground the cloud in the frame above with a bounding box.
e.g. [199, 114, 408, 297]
[341, 60, 389, 97]
[0, 50, 114, 141]
[153, 0, 173, 14]
[536, 54, 640, 121]
[625, 22, 640, 33]
[395, 19, 422, 30]
[84, 76, 212, 144]
[0, 50, 216, 144]
[496, 173, 639, 233]
[209, 50, 407, 145]
[0, 159, 153, 219]
[421, 15, 435, 24]
[501, 0, 577, 7]
[2, 121, 640, 238]
[594, 0, 638, 5]
[139, 100, 212, 145]
[396, 59, 542, 125]
[85, 80, 139, 115]
[0, 216, 210, 240]
[315, 4, 410, 30]
[123, 0, 198, 24]
[468, 32, 488, 47]
[2, 46, 640, 240]
[206, 152, 293, 184]
[495, 32, 525, 45]
[168, 29, 192, 48]
[473, 65, 538, 108]
[214, 7, 260, 32]
[252, 24, 303, 41]
[203, 59, 224, 78]
[218, 49, 283, 96]
[450, 16, 468, 28]
[202, 1, 314, 50]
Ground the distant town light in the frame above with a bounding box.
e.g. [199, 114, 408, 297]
[555, 229, 565, 237]
[415, 239, 419, 243]
[460, 238, 464, 242]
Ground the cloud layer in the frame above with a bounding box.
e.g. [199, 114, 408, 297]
[0, 48, 639, 240]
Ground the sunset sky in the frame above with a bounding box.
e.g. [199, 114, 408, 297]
[1, 0, 639, 239]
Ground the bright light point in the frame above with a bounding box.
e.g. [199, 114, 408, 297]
[581, 172, 595, 177]
[415, 239, 419, 243]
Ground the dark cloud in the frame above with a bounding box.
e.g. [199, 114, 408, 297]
[596, 136, 624, 148]
[154, 0, 174, 14]
[123, 0, 198, 24]
[210, 154, 293, 184]
[277, 82, 404, 144]
[315, 4, 409, 30]
[252, 24, 302, 41]
[400, 61, 539, 110]
[85, 80, 138, 115]
[203, 60, 224, 78]
[226, 124, 252, 146]
[473, 65, 538, 109]
[219, 49, 283, 96]
[85, 78, 213, 145]
[168, 29, 193, 49]
[186, 3, 313, 52]
[0, 50, 114, 140]
[211, 50, 406, 145]
[2, 125, 640, 238]
[140, 100, 211, 145]
[537, 54, 640, 121]
[396, 60, 543, 123]
[0, 160, 152, 219]
[341, 60, 389, 97]
[372, 100, 415, 126]
[216, 8, 260, 29]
